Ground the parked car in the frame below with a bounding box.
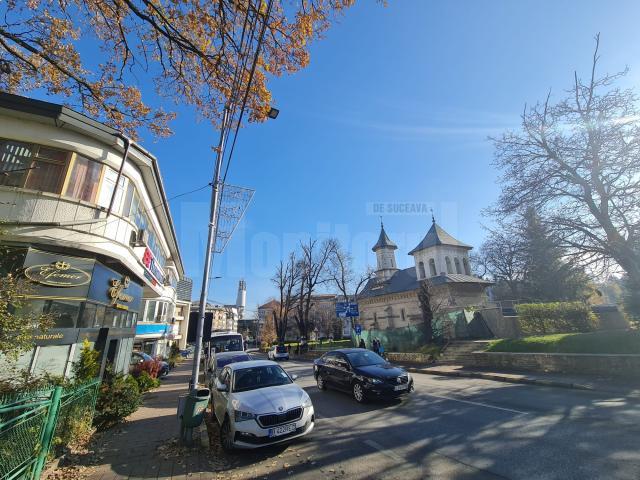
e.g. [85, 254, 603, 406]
[211, 360, 314, 450]
[130, 351, 170, 377]
[208, 351, 252, 386]
[313, 348, 413, 403]
[267, 344, 289, 361]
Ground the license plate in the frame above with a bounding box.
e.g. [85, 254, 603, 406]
[268, 423, 296, 437]
[394, 384, 408, 391]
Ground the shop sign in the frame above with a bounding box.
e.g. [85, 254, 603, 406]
[32, 328, 80, 346]
[141, 247, 165, 285]
[109, 275, 135, 309]
[24, 260, 91, 287]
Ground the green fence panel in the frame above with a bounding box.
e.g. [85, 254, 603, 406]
[0, 379, 100, 480]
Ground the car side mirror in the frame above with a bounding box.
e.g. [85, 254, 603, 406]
[215, 380, 228, 392]
[291, 374, 298, 381]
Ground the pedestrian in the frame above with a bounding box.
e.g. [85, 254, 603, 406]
[379, 342, 385, 359]
[373, 338, 380, 355]
[359, 338, 366, 349]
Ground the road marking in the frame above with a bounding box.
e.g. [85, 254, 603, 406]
[364, 439, 404, 462]
[425, 393, 528, 414]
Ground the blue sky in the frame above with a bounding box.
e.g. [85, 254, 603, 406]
[33, 1, 640, 312]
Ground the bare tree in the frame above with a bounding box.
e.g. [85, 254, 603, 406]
[491, 34, 640, 288]
[417, 280, 446, 343]
[293, 238, 337, 339]
[474, 226, 526, 299]
[328, 241, 374, 302]
[271, 252, 301, 343]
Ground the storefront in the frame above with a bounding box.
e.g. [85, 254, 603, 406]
[1, 246, 143, 379]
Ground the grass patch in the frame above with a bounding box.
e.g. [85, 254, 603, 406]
[486, 330, 640, 354]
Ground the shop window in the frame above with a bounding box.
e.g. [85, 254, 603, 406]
[78, 303, 97, 328]
[24, 146, 69, 193]
[0, 350, 35, 379]
[47, 300, 81, 328]
[64, 155, 103, 202]
[0, 140, 33, 187]
[32, 345, 70, 378]
[94, 304, 106, 328]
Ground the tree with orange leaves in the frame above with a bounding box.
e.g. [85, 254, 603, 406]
[0, 0, 357, 139]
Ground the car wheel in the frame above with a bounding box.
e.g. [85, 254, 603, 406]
[352, 382, 366, 403]
[220, 416, 234, 451]
[316, 374, 327, 391]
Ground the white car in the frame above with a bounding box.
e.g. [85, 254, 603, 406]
[268, 345, 290, 361]
[211, 360, 314, 450]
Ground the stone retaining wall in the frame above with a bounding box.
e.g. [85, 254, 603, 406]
[470, 351, 640, 378]
[386, 352, 435, 364]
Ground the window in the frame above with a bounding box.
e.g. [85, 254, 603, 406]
[32, 345, 70, 378]
[418, 261, 426, 279]
[401, 308, 406, 322]
[463, 258, 471, 275]
[122, 181, 135, 217]
[429, 259, 437, 276]
[0, 141, 33, 187]
[143, 300, 156, 323]
[65, 155, 102, 202]
[445, 257, 453, 274]
[78, 303, 97, 328]
[24, 146, 69, 193]
[97, 167, 127, 211]
[454, 257, 461, 274]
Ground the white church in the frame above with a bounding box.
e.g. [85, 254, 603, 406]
[358, 218, 492, 332]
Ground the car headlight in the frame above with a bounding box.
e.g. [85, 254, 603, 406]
[302, 396, 313, 408]
[234, 410, 256, 422]
[366, 377, 383, 385]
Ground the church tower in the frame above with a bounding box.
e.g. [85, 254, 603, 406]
[372, 222, 398, 280]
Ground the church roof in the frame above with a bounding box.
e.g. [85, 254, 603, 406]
[358, 268, 492, 299]
[372, 223, 398, 252]
[408, 221, 471, 255]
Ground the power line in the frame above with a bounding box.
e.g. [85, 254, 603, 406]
[222, 0, 275, 185]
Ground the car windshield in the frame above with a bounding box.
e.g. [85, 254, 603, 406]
[345, 351, 386, 367]
[216, 354, 250, 369]
[233, 365, 292, 392]
[211, 335, 243, 353]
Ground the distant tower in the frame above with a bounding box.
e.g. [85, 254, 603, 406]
[236, 280, 246, 319]
[372, 221, 398, 280]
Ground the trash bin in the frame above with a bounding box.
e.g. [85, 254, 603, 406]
[179, 387, 210, 428]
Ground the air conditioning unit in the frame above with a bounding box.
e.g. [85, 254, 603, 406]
[130, 229, 149, 247]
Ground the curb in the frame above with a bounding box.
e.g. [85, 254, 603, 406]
[404, 367, 597, 392]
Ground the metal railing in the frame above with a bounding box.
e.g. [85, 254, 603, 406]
[0, 380, 100, 480]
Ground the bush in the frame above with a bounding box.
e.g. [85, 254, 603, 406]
[134, 371, 160, 393]
[168, 343, 181, 368]
[132, 359, 161, 379]
[516, 302, 598, 335]
[94, 372, 141, 430]
[72, 339, 101, 382]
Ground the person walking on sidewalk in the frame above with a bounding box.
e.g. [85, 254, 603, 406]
[359, 338, 366, 349]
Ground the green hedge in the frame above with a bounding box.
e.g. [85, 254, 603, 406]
[516, 302, 598, 335]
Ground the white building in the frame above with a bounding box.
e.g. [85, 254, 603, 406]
[359, 220, 492, 335]
[0, 93, 185, 376]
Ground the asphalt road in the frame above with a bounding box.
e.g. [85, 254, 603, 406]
[217, 357, 640, 480]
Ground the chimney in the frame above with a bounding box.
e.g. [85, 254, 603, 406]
[236, 279, 246, 309]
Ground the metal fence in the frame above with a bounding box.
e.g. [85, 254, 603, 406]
[0, 380, 100, 480]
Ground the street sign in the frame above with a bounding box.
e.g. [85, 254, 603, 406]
[336, 302, 359, 318]
[355, 324, 362, 335]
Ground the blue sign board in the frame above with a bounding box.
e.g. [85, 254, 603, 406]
[336, 302, 359, 318]
[355, 324, 362, 335]
[135, 323, 170, 336]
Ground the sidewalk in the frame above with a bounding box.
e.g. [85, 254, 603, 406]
[400, 363, 640, 397]
[47, 361, 216, 480]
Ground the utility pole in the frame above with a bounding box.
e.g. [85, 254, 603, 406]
[191, 107, 230, 393]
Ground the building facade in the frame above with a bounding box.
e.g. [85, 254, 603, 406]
[0, 93, 184, 378]
[359, 220, 492, 335]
